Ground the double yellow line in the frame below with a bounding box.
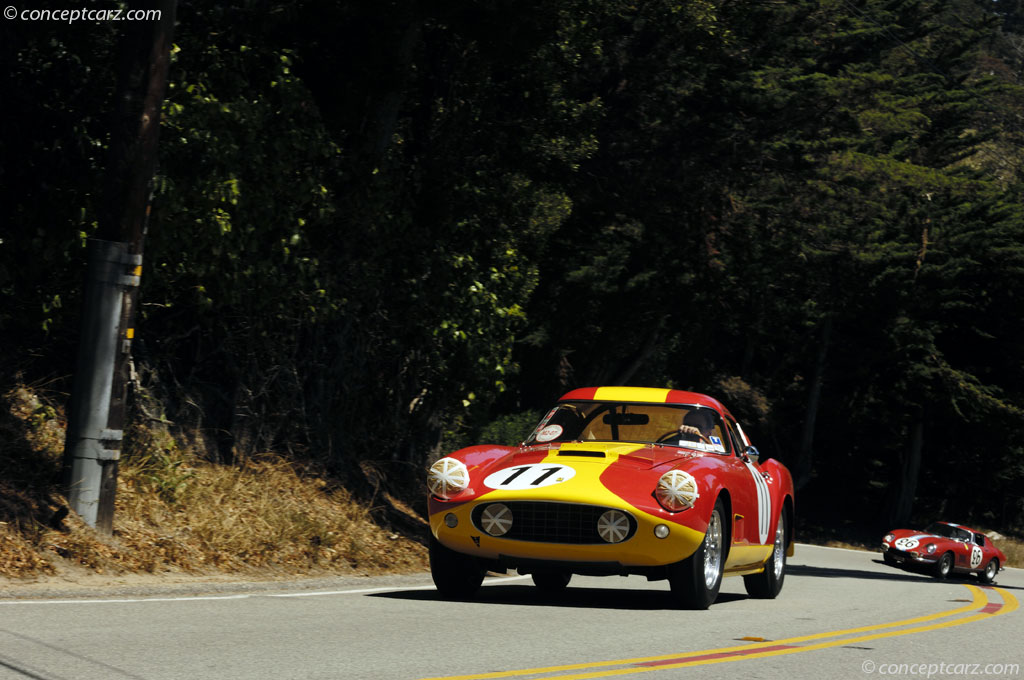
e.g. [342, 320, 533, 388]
[421, 585, 1017, 680]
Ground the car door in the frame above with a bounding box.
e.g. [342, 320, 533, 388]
[722, 417, 772, 549]
[968, 533, 987, 571]
[951, 527, 974, 569]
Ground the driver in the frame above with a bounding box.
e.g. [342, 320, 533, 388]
[677, 408, 716, 442]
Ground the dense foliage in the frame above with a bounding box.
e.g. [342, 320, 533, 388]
[2, 0, 1022, 535]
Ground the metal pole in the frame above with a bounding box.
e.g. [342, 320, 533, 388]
[63, 239, 141, 531]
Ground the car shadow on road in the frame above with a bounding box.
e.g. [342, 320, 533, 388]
[789, 562, 935, 583]
[789, 561, 1024, 590]
[370, 583, 750, 609]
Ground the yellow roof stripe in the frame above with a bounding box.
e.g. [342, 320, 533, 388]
[593, 387, 671, 403]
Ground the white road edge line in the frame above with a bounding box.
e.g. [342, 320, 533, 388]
[0, 574, 532, 605]
[269, 574, 531, 598]
[0, 594, 253, 605]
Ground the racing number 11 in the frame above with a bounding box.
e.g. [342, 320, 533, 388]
[501, 466, 562, 486]
[483, 462, 577, 490]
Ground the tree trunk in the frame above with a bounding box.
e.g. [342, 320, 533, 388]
[364, 18, 422, 165]
[63, 0, 177, 533]
[795, 315, 831, 490]
[890, 415, 924, 527]
[610, 315, 668, 386]
[99, 0, 177, 245]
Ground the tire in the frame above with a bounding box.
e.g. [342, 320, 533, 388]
[667, 497, 726, 610]
[531, 571, 572, 592]
[882, 552, 897, 567]
[933, 552, 954, 580]
[429, 534, 485, 599]
[978, 559, 999, 584]
[744, 509, 787, 599]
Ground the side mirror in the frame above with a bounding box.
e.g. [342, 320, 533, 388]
[743, 445, 760, 464]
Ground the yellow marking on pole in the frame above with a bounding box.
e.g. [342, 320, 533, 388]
[126, 328, 135, 339]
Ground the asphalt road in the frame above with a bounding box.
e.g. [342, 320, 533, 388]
[1, 544, 1021, 680]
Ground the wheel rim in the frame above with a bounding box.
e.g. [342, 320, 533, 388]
[771, 520, 785, 579]
[940, 554, 951, 575]
[986, 560, 997, 579]
[703, 509, 723, 589]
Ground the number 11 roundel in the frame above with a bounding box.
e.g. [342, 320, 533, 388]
[483, 464, 576, 490]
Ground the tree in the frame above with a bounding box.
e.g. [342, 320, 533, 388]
[62, 0, 177, 531]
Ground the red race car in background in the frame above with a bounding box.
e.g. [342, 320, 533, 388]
[426, 386, 795, 609]
[880, 521, 1006, 582]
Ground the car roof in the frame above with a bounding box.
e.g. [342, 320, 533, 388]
[558, 387, 735, 420]
[933, 521, 984, 535]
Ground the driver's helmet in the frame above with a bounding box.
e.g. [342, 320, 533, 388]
[683, 408, 716, 435]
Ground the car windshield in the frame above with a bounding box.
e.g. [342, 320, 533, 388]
[524, 401, 729, 453]
[924, 522, 971, 541]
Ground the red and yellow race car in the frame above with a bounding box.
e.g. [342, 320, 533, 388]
[426, 386, 795, 609]
[880, 521, 1006, 582]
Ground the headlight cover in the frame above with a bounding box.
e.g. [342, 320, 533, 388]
[480, 503, 513, 536]
[597, 509, 631, 543]
[427, 457, 469, 499]
[655, 469, 700, 512]
[925, 543, 937, 554]
[884, 533, 895, 543]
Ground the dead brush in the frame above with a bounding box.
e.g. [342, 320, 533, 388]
[163, 457, 420, 572]
[1, 383, 427, 580]
[112, 441, 428, 576]
[991, 535, 1024, 569]
[1, 383, 67, 578]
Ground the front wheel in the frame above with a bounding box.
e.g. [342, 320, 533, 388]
[667, 497, 726, 609]
[744, 510, 787, 599]
[933, 552, 954, 580]
[429, 534, 485, 599]
[531, 571, 572, 592]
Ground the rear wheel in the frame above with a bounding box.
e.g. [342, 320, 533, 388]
[429, 534, 485, 599]
[933, 552, 954, 579]
[978, 559, 999, 584]
[744, 510, 787, 599]
[531, 571, 572, 592]
[667, 497, 725, 610]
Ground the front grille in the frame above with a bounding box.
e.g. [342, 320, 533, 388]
[472, 501, 637, 544]
[886, 548, 924, 561]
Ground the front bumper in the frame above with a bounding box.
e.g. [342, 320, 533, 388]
[881, 544, 939, 565]
[431, 498, 706, 569]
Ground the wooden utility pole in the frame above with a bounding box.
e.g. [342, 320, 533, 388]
[63, 0, 176, 532]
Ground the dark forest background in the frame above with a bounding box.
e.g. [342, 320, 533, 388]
[2, 0, 1023, 539]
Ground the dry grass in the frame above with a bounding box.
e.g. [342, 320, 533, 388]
[1, 384, 427, 581]
[992, 535, 1024, 569]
